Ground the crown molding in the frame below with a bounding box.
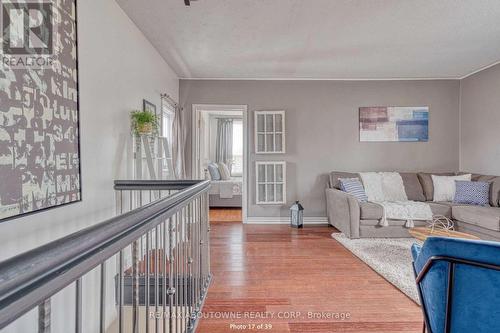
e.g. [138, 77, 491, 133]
[179, 59, 500, 81]
[180, 77, 459, 81]
[459, 60, 500, 80]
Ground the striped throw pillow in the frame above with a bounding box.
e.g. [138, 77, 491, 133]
[339, 178, 368, 202]
[453, 180, 490, 206]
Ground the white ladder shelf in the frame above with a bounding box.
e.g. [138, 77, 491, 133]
[134, 135, 174, 180]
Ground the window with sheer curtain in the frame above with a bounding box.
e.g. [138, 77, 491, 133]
[231, 119, 243, 176]
[161, 103, 174, 172]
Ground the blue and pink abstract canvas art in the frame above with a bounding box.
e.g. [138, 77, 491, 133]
[359, 106, 429, 142]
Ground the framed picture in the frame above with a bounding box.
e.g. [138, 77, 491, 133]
[359, 106, 429, 142]
[0, 0, 81, 222]
[143, 99, 157, 116]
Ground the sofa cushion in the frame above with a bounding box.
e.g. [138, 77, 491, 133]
[471, 174, 500, 207]
[329, 171, 358, 189]
[359, 201, 451, 220]
[428, 202, 452, 218]
[360, 202, 384, 219]
[418, 172, 456, 201]
[452, 206, 500, 231]
[400, 173, 426, 201]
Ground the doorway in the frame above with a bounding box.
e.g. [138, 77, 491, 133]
[192, 104, 248, 223]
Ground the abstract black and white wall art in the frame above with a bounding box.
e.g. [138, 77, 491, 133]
[0, 0, 80, 221]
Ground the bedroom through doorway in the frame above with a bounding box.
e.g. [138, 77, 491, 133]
[192, 105, 248, 223]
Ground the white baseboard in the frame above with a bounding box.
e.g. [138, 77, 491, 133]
[245, 216, 329, 225]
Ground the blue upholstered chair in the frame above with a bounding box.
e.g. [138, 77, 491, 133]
[411, 237, 500, 333]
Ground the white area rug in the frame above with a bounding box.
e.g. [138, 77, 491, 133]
[331, 233, 421, 304]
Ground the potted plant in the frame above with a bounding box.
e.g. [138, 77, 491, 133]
[130, 110, 158, 136]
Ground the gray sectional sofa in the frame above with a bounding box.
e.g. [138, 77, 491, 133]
[325, 171, 500, 240]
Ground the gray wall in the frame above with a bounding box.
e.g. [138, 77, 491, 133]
[180, 80, 460, 218]
[460, 63, 500, 176]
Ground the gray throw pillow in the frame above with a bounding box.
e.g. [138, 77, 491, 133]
[400, 173, 426, 201]
[207, 163, 221, 180]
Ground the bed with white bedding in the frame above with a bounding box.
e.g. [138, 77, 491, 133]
[209, 178, 242, 207]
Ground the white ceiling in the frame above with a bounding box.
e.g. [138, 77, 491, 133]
[116, 0, 500, 79]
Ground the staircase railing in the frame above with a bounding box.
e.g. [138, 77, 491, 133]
[0, 180, 211, 333]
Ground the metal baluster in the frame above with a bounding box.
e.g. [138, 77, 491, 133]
[201, 195, 205, 291]
[168, 217, 174, 332]
[194, 198, 198, 320]
[205, 192, 211, 288]
[201, 195, 205, 304]
[140, 189, 145, 332]
[155, 225, 160, 333]
[173, 212, 177, 333]
[203, 194, 207, 295]
[198, 196, 202, 309]
[117, 188, 124, 333]
[146, 231, 151, 333]
[189, 200, 196, 322]
[130, 188, 133, 211]
[191, 198, 196, 317]
[140, 235, 144, 294]
[205, 192, 209, 288]
[100, 262, 106, 333]
[189, 197, 195, 326]
[175, 212, 180, 332]
[182, 207, 186, 332]
[132, 239, 139, 333]
[178, 210, 182, 333]
[163, 220, 168, 333]
[119, 250, 124, 333]
[205, 192, 210, 286]
[75, 279, 82, 333]
[194, 197, 198, 314]
[201, 195, 205, 288]
[117, 190, 122, 215]
[180, 210, 184, 332]
[38, 299, 50, 333]
[146, 190, 151, 333]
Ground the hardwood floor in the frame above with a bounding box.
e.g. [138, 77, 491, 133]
[197, 221, 422, 333]
[209, 208, 243, 222]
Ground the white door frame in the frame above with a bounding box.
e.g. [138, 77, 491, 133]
[192, 104, 248, 223]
